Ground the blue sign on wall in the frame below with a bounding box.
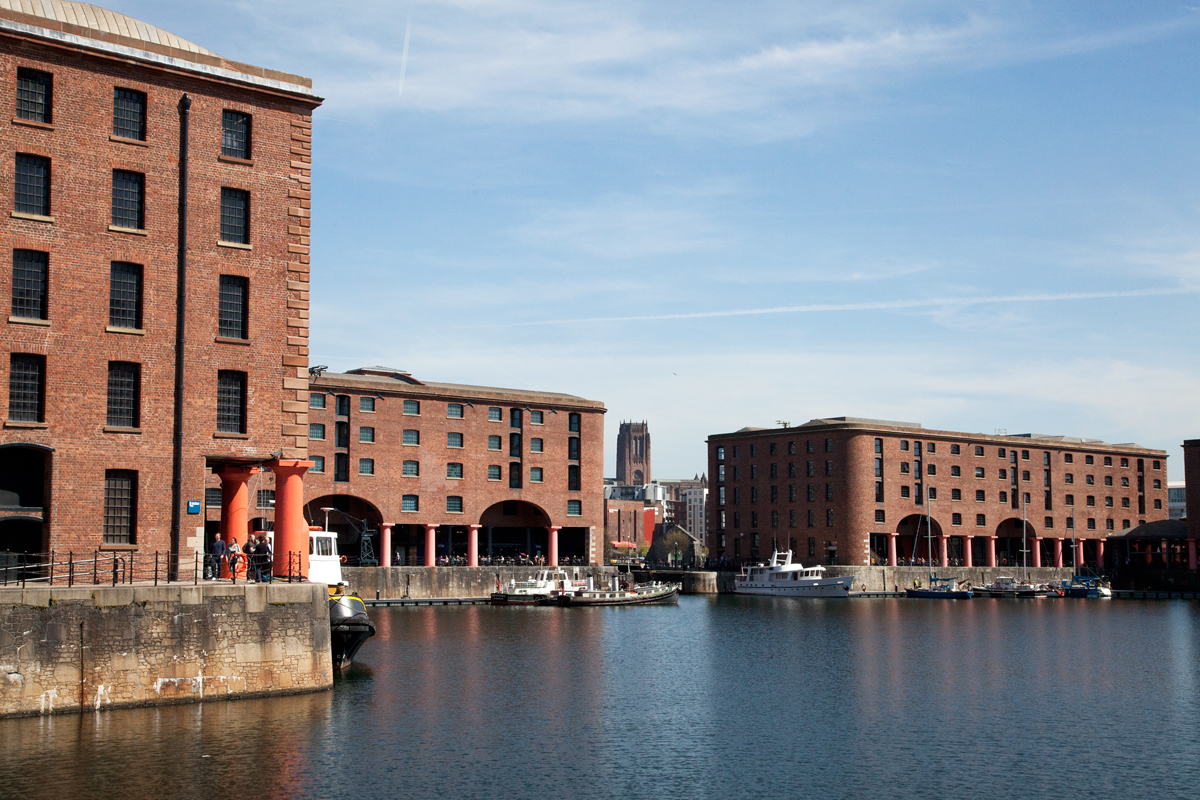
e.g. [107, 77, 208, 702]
[187, 500, 201, 515]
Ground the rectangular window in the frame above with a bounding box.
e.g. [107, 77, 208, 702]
[488, 435, 501, 450]
[568, 413, 581, 432]
[334, 453, 349, 482]
[216, 370, 246, 433]
[488, 407, 502, 421]
[103, 470, 136, 544]
[448, 432, 464, 448]
[106, 361, 140, 428]
[952, 488, 962, 500]
[975, 467, 985, 478]
[1103, 456, 1112, 467]
[951, 513, 962, 526]
[568, 464, 580, 491]
[335, 421, 349, 448]
[447, 496, 463, 513]
[219, 187, 249, 244]
[874, 509, 885, 523]
[488, 465, 502, 481]
[359, 458, 374, 475]
[530, 467, 543, 483]
[217, 275, 249, 338]
[109, 261, 143, 329]
[825, 484, 833, 501]
[403, 429, 420, 445]
[360, 397, 375, 413]
[11, 249, 48, 320]
[510, 408, 522, 428]
[8, 353, 45, 422]
[717, 446, 725, 461]
[447, 403, 464, 418]
[310, 455, 325, 473]
[16, 68, 52, 123]
[112, 88, 146, 140]
[900, 485, 910, 499]
[403, 400, 420, 415]
[789, 510, 797, 527]
[999, 491, 1007, 502]
[205, 487, 223, 507]
[360, 426, 375, 443]
[950, 444, 960, 455]
[402, 460, 420, 477]
[807, 484, 815, 502]
[825, 508, 834, 527]
[509, 463, 522, 489]
[567, 499, 582, 516]
[928, 487, 937, 500]
[568, 437, 580, 460]
[111, 170, 144, 229]
[1106, 519, 1115, 531]
[530, 437, 544, 453]
[1087, 518, 1096, 530]
[975, 490, 985, 502]
[976, 514, 986, 527]
[530, 410, 544, 424]
[875, 481, 884, 502]
[310, 393, 326, 409]
[1085, 455, 1094, 465]
[750, 465, 757, 479]
[222, 110, 252, 159]
[750, 444, 757, 457]
[1065, 453, 1074, 463]
[509, 432, 521, 456]
[402, 494, 419, 512]
[257, 489, 275, 509]
[825, 439, 833, 453]
[15, 154, 50, 216]
[336, 395, 350, 416]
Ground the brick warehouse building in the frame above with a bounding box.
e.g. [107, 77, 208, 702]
[0, 4, 320, 575]
[707, 417, 1169, 569]
[220, 366, 607, 567]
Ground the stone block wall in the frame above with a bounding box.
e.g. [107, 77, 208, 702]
[344, 565, 618, 600]
[0, 582, 331, 718]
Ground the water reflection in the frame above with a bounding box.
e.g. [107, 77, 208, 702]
[1, 598, 1200, 799]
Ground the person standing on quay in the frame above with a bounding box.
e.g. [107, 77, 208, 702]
[210, 534, 226, 580]
[228, 538, 242, 580]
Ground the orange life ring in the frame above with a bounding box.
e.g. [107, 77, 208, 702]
[340, 555, 347, 563]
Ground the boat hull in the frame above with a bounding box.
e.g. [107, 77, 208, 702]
[734, 576, 854, 598]
[489, 592, 553, 605]
[556, 585, 680, 606]
[905, 588, 973, 599]
[329, 594, 375, 670]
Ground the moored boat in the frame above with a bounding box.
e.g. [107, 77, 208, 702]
[974, 576, 1056, 598]
[1065, 576, 1112, 598]
[489, 568, 587, 605]
[905, 577, 973, 599]
[733, 550, 854, 598]
[555, 575, 680, 606]
[329, 585, 375, 669]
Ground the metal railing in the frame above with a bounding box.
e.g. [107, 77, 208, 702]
[0, 550, 306, 588]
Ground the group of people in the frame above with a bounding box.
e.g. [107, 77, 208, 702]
[207, 533, 273, 582]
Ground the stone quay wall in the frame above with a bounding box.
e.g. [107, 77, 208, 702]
[344, 566, 619, 600]
[0, 583, 332, 718]
[638, 566, 1075, 594]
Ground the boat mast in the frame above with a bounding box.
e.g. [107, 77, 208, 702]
[927, 490, 933, 584]
[1022, 491, 1028, 582]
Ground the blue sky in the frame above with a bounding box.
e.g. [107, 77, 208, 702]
[129, 0, 1199, 479]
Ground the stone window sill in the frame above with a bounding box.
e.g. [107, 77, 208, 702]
[214, 336, 250, 346]
[109, 134, 148, 147]
[108, 225, 147, 236]
[214, 432, 250, 439]
[217, 241, 252, 251]
[106, 326, 145, 335]
[12, 117, 53, 130]
[98, 544, 138, 551]
[5, 421, 47, 429]
[103, 426, 142, 434]
[10, 211, 53, 223]
[8, 316, 49, 326]
[218, 155, 254, 166]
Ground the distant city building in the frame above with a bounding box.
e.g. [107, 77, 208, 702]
[682, 486, 708, 540]
[616, 421, 651, 485]
[1168, 481, 1186, 521]
[709, 417, 1169, 568]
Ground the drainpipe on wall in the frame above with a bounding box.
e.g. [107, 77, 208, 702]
[169, 93, 191, 580]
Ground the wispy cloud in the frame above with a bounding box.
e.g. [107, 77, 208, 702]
[487, 286, 1199, 326]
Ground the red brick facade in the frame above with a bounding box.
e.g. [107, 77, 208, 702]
[0, 6, 319, 566]
[226, 367, 607, 566]
[708, 417, 1169, 568]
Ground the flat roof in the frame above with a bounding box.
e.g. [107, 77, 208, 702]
[709, 416, 1165, 454]
[0, 2, 318, 100]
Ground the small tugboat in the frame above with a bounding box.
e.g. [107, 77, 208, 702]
[734, 550, 854, 598]
[329, 584, 376, 669]
[974, 576, 1054, 598]
[905, 576, 974, 599]
[555, 573, 680, 606]
[1065, 576, 1112, 598]
[490, 568, 587, 605]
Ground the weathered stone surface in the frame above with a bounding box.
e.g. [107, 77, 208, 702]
[0, 583, 332, 717]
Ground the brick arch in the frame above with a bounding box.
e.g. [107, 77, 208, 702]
[479, 500, 551, 528]
[896, 513, 943, 562]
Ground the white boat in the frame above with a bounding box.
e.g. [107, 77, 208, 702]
[733, 551, 854, 598]
[490, 568, 587, 604]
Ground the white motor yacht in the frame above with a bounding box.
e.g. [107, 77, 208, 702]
[490, 568, 587, 605]
[733, 551, 854, 598]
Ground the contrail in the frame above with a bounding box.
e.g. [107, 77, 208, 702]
[398, 8, 412, 97]
[492, 286, 1196, 327]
